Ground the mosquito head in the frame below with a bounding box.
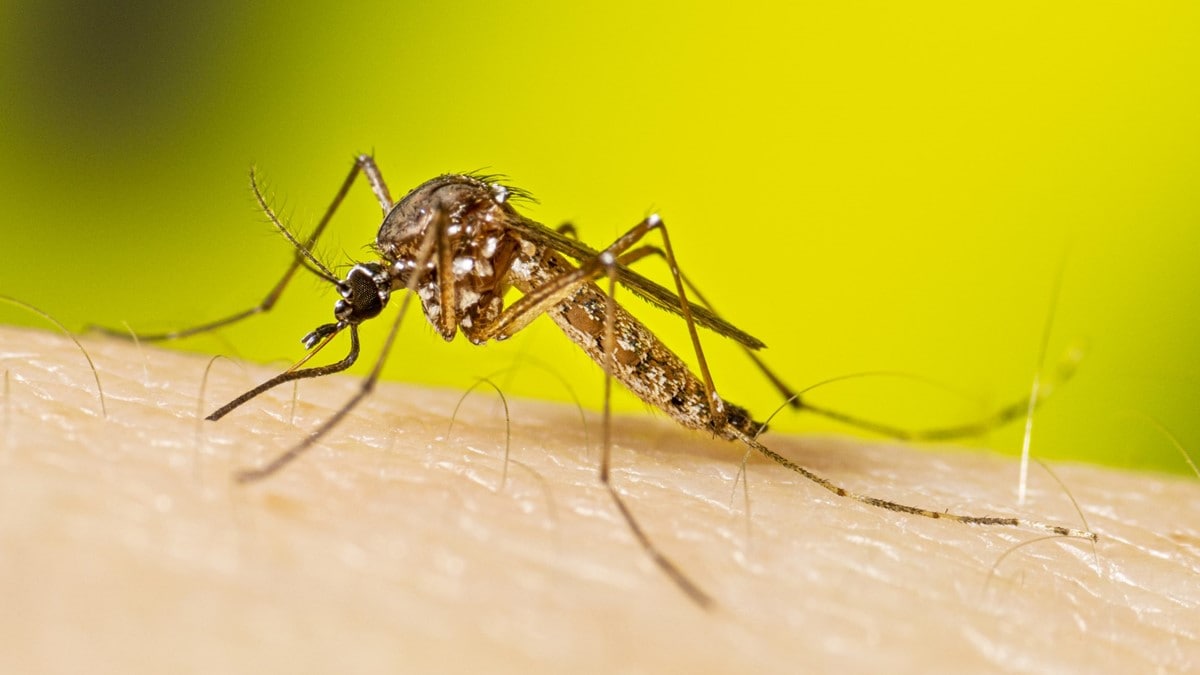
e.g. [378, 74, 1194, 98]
[301, 263, 391, 349]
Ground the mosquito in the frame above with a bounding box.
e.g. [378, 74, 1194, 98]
[106, 155, 1097, 608]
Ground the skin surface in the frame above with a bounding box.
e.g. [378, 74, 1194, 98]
[1, 325, 1197, 673]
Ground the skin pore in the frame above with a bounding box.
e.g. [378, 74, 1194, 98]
[1, 325, 1197, 673]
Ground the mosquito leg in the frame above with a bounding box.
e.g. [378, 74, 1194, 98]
[735, 430, 1097, 540]
[520, 216, 724, 425]
[598, 251, 713, 608]
[484, 217, 725, 433]
[233, 206, 443, 483]
[616, 244, 801, 408]
[433, 199, 460, 337]
[792, 355, 1079, 441]
[621, 240, 1080, 442]
[626, 217, 726, 430]
[93, 154, 394, 342]
[468, 225, 718, 606]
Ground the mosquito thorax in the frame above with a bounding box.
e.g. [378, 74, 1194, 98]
[375, 174, 514, 262]
[370, 174, 524, 343]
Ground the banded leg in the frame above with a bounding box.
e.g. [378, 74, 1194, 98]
[95, 154, 393, 341]
[613, 244, 798, 414]
[614, 242, 1095, 541]
[613, 242, 1077, 443]
[484, 216, 724, 430]
[736, 431, 1096, 540]
[474, 217, 723, 606]
[599, 251, 713, 607]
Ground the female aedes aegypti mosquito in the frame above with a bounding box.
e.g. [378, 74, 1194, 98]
[107, 155, 1097, 607]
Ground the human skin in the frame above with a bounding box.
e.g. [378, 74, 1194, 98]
[0, 325, 1197, 673]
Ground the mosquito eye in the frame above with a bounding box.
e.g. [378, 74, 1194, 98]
[332, 265, 389, 325]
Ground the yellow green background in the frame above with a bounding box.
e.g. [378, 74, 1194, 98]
[1, 1, 1197, 474]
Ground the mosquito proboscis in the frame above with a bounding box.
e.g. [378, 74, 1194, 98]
[101, 155, 1098, 608]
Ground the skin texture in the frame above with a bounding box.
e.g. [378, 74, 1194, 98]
[1, 325, 1197, 673]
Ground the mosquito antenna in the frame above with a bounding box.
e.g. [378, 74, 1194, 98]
[298, 256, 338, 284]
[250, 168, 340, 284]
[233, 206, 440, 484]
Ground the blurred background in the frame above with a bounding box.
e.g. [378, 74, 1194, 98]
[1, 1, 1196, 474]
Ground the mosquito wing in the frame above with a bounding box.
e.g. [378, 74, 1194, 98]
[512, 217, 766, 350]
